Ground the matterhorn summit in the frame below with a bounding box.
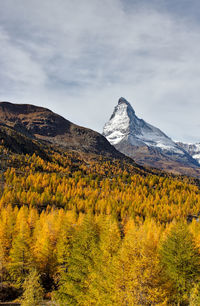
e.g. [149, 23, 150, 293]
[103, 97, 136, 145]
[103, 97, 199, 175]
[103, 97, 182, 153]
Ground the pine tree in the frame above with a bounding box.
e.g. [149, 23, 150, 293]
[8, 233, 30, 286]
[55, 220, 74, 275]
[114, 220, 168, 305]
[32, 217, 57, 291]
[8, 215, 31, 287]
[160, 222, 200, 305]
[87, 216, 121, 305]
[21, 269, 44, 306]
[55, 215, 99, 305]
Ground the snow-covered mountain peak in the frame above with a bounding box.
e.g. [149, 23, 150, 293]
[118, 97, 133, 107]
[102, 97, 200, 176]
[103, 98, 135, 145]
[110, 97, 135, 120]
[118, 97, 128, 104]
[103, 97, 184, 154]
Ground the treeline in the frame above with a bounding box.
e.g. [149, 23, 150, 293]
[1, 206, 200, 305]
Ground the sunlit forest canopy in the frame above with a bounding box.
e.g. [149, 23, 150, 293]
[1, 145, 200, 304]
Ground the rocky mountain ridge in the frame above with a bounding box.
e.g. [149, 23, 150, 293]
[103, 97, 200, 177]
[1, 100, 200, 178]
[177, 142, 200, 164]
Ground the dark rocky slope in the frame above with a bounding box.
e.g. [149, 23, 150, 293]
[0, 101, 125, 160]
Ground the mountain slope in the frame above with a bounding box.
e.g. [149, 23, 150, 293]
[103, 98, 200, 177]
[0, 123, 48, 158]
[0, 101, 124, 160]
[177, 142, 200, 165]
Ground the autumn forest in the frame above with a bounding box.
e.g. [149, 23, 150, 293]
[0, 143, 200, 305]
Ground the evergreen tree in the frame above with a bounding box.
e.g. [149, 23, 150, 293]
[21, 269, 44, 306]
[87, 216, 121, 305]
[32, 218, 57, 291]
[55, 220, 74, 276]
[160, 222, 200, 305]
[55, 215, 99, 305]
[8, 233, 30, 286]
[8, 215, 31, 287]
[114, 220, 168, 305]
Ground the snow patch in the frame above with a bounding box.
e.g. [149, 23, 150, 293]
[178, 142, 200, 164]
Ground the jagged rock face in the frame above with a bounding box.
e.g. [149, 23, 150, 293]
[103, 98, 200, 176]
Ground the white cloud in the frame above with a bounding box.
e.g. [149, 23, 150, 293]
[0, 0, 200, 142]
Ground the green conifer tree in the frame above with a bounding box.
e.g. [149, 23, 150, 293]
[87, 216, 121, 305]
[160, 223, 200, 305]
[8, 234, 30, 286]
[55, 215, 99, 305]
[56, 221, 74, 275]
[21, 269, 44, 306]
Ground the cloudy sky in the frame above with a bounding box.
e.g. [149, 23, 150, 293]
[1, 0, 200, 143]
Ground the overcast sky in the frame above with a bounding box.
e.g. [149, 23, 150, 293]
[1, 0, 200, 143]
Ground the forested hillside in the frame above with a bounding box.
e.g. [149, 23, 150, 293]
[1, 0, 200, 301]
[1, 140, 200, 305]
